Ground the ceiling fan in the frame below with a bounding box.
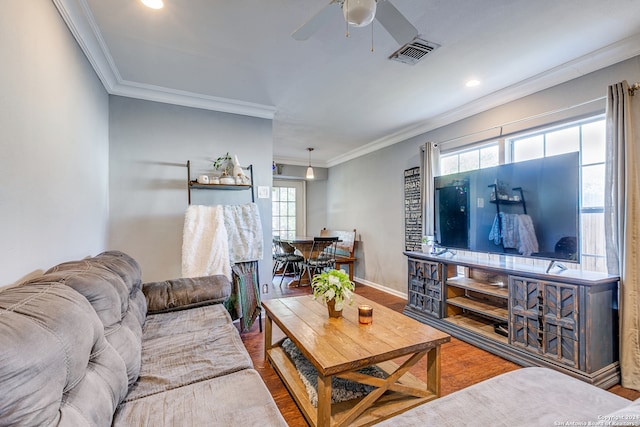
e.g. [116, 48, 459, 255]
[292, 0, 419, 46]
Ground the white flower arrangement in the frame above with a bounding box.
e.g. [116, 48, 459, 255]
[311, 269, 355, 311]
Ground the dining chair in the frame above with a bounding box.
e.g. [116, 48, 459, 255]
[274, 238, 304, 287]
[302, 236, 339, 284]
[272, 237, 286, 277]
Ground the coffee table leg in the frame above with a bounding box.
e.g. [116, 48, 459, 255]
[264, 314, 273, 362]
[426, 346, 442, 397]
[317, 373, 332, 426]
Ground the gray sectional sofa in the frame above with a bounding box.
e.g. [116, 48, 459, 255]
[0, 251, 286, 426]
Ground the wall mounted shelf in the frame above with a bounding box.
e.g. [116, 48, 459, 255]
[186, 160, 254, 204]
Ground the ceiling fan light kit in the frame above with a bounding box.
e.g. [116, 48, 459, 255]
[292, 0, 419, 47]
[141, 0, 163, 9]
[343, 0, 377, 27]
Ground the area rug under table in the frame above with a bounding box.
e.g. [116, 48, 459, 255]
[281, 338, 387, 407]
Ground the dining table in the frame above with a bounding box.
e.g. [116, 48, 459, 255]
[280, 236, 338, 286]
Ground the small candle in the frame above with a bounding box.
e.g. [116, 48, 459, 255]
[358, 305, 373, 324]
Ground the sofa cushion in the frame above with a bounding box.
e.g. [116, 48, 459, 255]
[36, 251, 147, 387]
[143, 275, 231, 314]
[376, 367, 630, 427]
[124, 304, 253, 401]
[0, 283, 128, 426]
[114, 369, 287, 426]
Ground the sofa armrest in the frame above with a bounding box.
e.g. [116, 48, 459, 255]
[143, 275, 231, 314]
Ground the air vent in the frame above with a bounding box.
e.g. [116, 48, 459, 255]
[389, 37, 440, 65]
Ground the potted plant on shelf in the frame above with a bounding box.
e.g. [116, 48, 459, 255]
[212, 152, 233, 177]
[311, 269, 355, 318]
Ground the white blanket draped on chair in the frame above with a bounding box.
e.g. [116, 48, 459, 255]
[222, 203, 263, 264]
[181, 205, 232, 280]
[181, 203, 263, 280]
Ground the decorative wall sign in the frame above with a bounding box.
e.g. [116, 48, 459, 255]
[404, 167, 422, 251]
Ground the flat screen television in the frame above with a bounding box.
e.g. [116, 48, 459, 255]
[433, 152, 580, 263]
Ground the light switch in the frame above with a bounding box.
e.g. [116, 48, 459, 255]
[477, 197, 484, 208]
[258, 186, 270, 199]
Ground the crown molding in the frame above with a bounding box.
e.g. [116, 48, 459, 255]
[52, 0, 120, 91]
[326, 32, 640, 167]
[52, 0, 276, 120]
[111, 80, 277, 120]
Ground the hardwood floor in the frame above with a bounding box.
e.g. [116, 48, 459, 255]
[240, 276, 640, 426]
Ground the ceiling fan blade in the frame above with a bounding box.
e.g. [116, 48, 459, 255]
[375, 0, 419, 45]
[292, 1, 339, 41]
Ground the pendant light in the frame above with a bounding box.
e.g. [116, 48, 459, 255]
[306, 148, 315, 180]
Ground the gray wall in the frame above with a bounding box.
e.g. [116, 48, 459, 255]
[108, 96, 273, 287]
[0, 0, 109, 286]
[307, 179, 328, 235]
[325, 55, 640, 295]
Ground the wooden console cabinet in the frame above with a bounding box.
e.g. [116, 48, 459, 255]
[403, 251, 620, 388]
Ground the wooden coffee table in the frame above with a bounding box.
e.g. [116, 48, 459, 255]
[262, 294, 451, 427]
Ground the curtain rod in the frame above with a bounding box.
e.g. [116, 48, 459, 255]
[433, 96, 606, 147]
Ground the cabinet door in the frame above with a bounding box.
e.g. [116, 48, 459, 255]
[510, 276, 579, 367]
[407, 259, 443, 318]
[509, 277, 542, 352]
[542, 282, 579, 367]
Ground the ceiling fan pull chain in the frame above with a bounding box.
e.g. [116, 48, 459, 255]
[371, 21, 374, 52]
[345, 0, 350, 37]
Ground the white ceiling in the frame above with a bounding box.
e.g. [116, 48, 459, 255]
[54, 0, 640, 167]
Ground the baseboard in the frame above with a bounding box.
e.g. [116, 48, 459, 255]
[355, 276, 408, 300]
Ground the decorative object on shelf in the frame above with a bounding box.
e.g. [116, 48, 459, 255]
[421, 235, 435, 254]
[306, 147, 315, 180]
[358, 304, 373, 324]
[311, 269, 355, 318]
[219, 176, 236, 185]
[213, 152, 233, 176]
[197, 175, 209, 184]
[232, 155, 243, 177]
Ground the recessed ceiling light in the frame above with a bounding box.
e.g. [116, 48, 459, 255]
[141, 0, 163, 9]
[466, 79, 480, 88]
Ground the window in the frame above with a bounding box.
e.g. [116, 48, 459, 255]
[440, 143, 499, 175]
[510, 118, 606, 271]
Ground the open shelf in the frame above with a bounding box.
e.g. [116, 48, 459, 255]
[186, 161, 254, 204]
[443, 313, 508, 344]
[447, 276, 508, 299]
[189, 180, 251, 190]
[447, 296, 508, 322]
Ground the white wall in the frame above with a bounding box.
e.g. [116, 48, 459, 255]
[108, 96, 273, 286]
[326, 56, 640, 295]
[0, 0, 109, 287]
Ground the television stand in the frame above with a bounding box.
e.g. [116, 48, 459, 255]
[403, 251, 620, 389]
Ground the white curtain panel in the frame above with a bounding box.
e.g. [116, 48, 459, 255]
[604, 80, 640, 390]
[421, 142, 441, 237]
